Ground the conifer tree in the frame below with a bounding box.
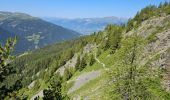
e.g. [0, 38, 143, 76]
[79, 55, 87, 71]
[63, 68, 73, 81]
[75, 56, 80, 71]
[89, 54, 95, 66]
[0, 37, 16, 82]
[0, 37, 17, 99]
[109, 34, 170, 99]
[43, 73, 62, 100]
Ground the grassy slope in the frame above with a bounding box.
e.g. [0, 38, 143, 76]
[65, 15, 170, 99]
[4, 4, 170, 99]
[65, 49, 113, 99]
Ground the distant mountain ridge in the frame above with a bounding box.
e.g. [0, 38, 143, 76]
[0, 11, 80, 54]
[42, 16, 128, 34]
[1, 3, 170, 99]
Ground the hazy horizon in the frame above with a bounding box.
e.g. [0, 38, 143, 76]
[0, 0, 168, 19]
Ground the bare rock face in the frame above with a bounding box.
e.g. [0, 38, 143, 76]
[144, 26, 170, 90]
[55, 44, 97, 76]
[162, 50, 170, 91]
[68, 70, 101, 94]
[28, 81, 35, 89]
[83, 44, 97, 54]
[126, 15, 170, 90]
[31, 90, 44, 100]
[55, 53, 78, 76]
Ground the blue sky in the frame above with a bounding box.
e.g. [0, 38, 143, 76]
[0, 0, 169, 18]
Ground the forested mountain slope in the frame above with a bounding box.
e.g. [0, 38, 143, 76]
[0, 11, 80, 54]
[1, 3, 170, 100]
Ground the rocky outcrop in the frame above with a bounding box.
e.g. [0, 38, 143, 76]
[55, 44, 97, 76]
[30, 90, 43, 100]
[28, 81, 35, 89]
[55, 54, 78, 76]
[68, 70, 101, 94]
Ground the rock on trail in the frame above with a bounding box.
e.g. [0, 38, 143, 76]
[68, 70, 101, 93]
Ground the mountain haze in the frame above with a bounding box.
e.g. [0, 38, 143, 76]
[1, 2, 170, 100]
[43, 17, 128, 34]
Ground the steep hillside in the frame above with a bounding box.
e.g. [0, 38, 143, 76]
[43, 17, 127, 34]
[0, 27, 16, 43]
[1, 3, 170, 100]
[0, 11, 80, 54]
